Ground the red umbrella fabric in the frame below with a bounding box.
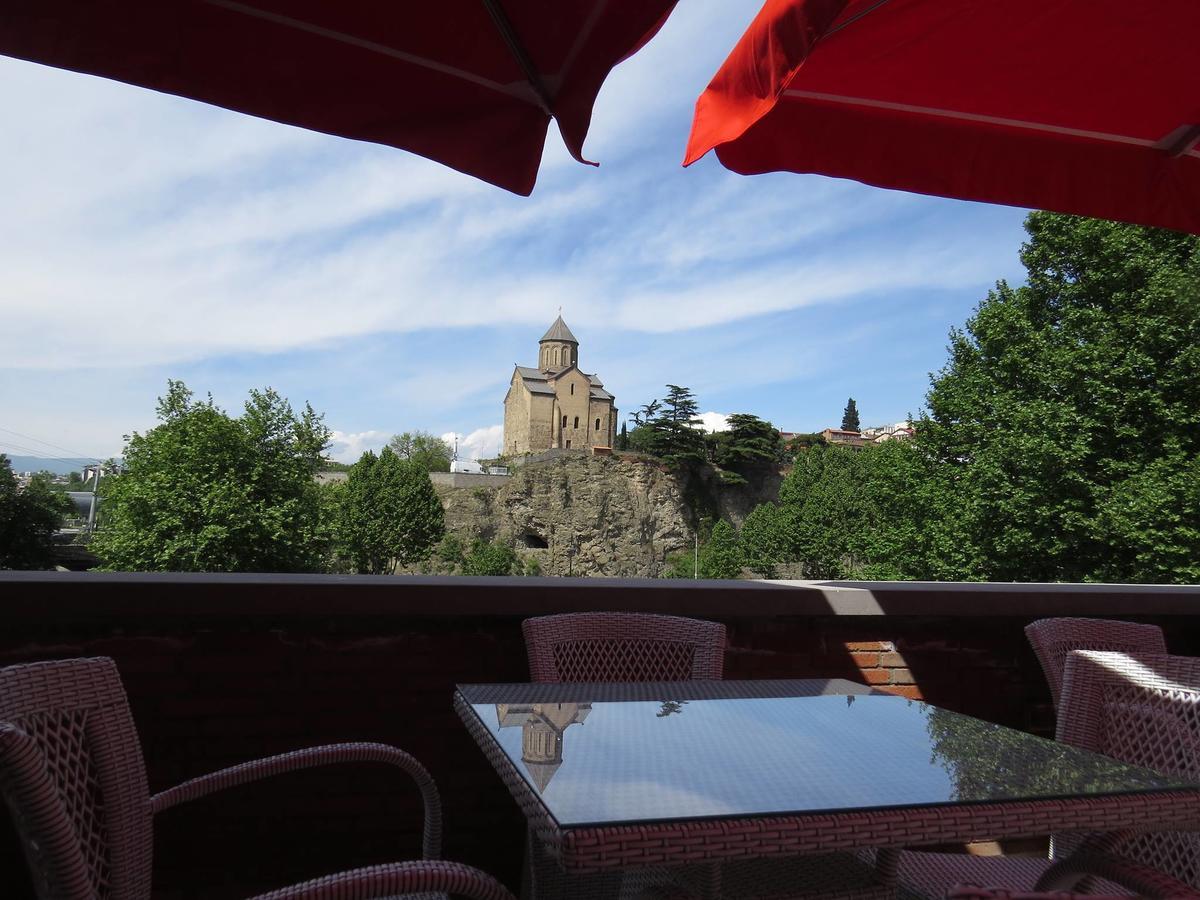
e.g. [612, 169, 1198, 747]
[1, 1, 677, 196]
[685, 0, 1200, 234]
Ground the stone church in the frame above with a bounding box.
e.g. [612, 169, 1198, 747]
[503, 316, 618, 455]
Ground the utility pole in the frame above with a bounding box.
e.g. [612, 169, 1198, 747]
[693, 531, 699, 579]
[86, 463, 102, 534]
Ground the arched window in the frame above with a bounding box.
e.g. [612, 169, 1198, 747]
[561, 415, 567, 428]
[573, 416, 579, 429]
[595, 418, 601, 431]
[570, 383, 574, 395]
[563, 347, 571, 365]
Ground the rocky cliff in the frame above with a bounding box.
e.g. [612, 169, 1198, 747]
[433, 453, 782, 578]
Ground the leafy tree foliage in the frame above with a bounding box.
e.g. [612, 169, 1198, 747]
[841, 398, 860, 432]
[338, 447, 445, 574]
[665, 519, 744, 579]
[711, 414, 782, 469]
[0, 456, 72, 570]
[662, 385, 700, 423]
[629, 400, 661, 427]
[617, 421, 628, 451]
[749, 212, 1200, 585]
[920, 212, 1200, 583]
[460, 538, 520, 576]
[636, 385, 706, 468]
[91, 382, 331, 573]
[739, 503, 790, 578]
[388, 431, 453, 473]
[701, 520, 744, 578]
[782, 433, 827, 456]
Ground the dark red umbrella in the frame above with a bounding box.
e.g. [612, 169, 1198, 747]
[685, 0, 1200, 234]
[1, 1, 676, 195]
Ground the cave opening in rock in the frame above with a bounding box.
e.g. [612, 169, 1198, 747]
[521, 532, 549, 549]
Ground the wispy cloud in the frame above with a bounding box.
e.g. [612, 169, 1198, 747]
[0, 2, 1029, 456]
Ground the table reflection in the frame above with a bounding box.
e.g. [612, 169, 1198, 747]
[497, 702, 592, 793]
[476, 695, 1194, 827]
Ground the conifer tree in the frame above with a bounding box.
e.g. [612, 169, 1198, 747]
[841, 398, 860, 432]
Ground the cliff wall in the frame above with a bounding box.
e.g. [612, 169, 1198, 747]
[434, 454, 782, 577]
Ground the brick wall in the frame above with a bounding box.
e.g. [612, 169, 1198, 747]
[2, 575, 1199, 897]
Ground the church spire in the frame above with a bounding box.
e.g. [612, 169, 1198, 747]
[539, 314, 578, 344]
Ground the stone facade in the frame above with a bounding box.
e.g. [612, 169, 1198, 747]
[502, 316, 617, 455]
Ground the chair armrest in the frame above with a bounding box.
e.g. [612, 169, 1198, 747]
[149, 742, 442, 858]
[1034, 847, 1200, 898]
[244, 860, 517, 900]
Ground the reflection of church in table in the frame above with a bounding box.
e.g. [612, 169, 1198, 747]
[496, 702, 591, 793]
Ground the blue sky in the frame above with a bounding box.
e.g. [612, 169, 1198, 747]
[0, 2, 1028, 464]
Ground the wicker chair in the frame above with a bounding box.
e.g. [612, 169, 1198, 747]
[899, 651, 1200, 898]
[0, 657, 515, 900]
[521, 612, 726, 682]
[1025, 617, 1166, 711]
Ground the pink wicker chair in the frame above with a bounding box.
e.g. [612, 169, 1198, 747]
[899, 650, 1200, 898]
[522, 613, 726, 682]
[0, 657, 515, 900]
[1025, 618, 1166, 711]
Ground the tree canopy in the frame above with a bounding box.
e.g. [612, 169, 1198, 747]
[745, 212, 1200, 584]
[90, 381, 331, 573]
[0, 456, 71, 570]
[920, 212, 1200, 583]
[711, 414, 783, 469]
[336, 447, 445, 574]
[388, 431, 453, 473]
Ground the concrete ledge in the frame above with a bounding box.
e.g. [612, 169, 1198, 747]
[428, 472, 511, 488]
[1, 572, 1197, 623]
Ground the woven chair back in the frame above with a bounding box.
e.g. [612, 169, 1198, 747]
[0, 657, 152, 899]
[1025, 617, 1166, 710]
[1059, 650, 1200, 889]
[522, 613, 725, 682]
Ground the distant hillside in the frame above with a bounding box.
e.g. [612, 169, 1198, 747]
[3, 456, 101, 475]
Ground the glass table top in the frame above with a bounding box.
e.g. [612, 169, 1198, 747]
[465, 693, 1197, 828]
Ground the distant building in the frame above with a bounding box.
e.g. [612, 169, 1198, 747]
[503, 316, 618, 455]
[821, 428, 866, 448]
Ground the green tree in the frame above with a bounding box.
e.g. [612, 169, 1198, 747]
[91, 381, 331, 572]
[920, 212, 1200, 583]
[617, 421, 628, 451]
[700, 520, 744, 579]
[642, 385, 706, 468]
[388, 431, 453, 473]
[339, 447, 445, 574]
[0, 457, 72, 570]
[662, 385, 700, 423]
[461, 538, 520, 576]
[713, 414, 782, 469]
[739, 503, 790, 578]
[841, 398, 860, 432]
[665, 519, 744, 579]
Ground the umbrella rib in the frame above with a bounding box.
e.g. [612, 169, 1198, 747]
[480, 0, 555, 116]
[783, 89, 1200, 157]
[202, 0, 540, 106]
[825, 0, 895, 39]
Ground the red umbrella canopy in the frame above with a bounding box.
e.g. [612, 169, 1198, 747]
[1, 1, 677, 195]
[685, 0, 1200, 234]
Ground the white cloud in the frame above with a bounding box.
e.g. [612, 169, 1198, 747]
[442, 426, 503, 463]
[327, 429, 389, 463]
[0, 4, 1021, 374]
[696, 412, 729, 432]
